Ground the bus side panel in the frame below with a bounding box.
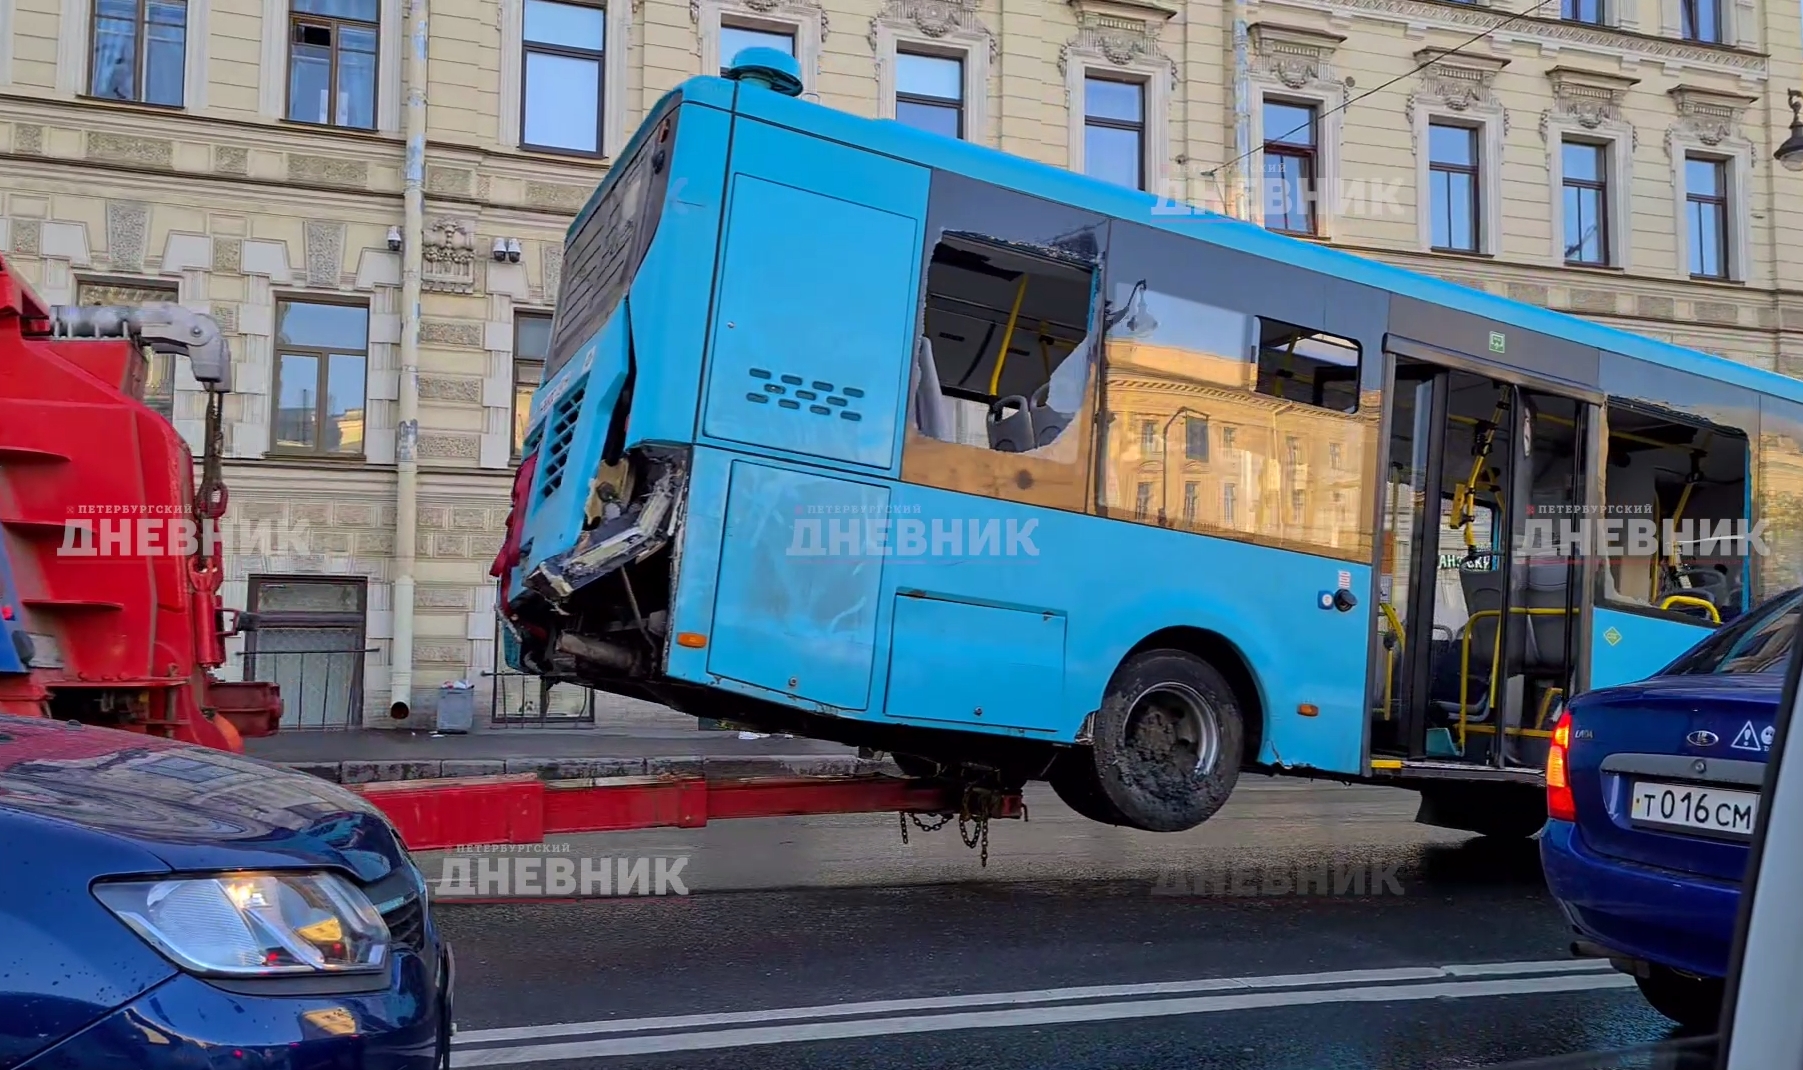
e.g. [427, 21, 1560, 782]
[696, 117, 928, 474]
[1590, 607, 1714, 689]
[623, 100, 732, 450]
[663, 445, 886, 714]
[876, 484, 1372, 773]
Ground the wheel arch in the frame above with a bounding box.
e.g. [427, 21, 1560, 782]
[1119, 626, 1266, 769]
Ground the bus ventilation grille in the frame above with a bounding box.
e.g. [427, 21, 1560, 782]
[536, 379, 588, 500]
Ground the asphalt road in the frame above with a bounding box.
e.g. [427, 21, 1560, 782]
[429, 779, 1692, 1070]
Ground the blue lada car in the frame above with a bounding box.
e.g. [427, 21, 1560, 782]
[0, 714, 452, 1068]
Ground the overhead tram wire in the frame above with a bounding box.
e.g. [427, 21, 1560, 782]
[1203, 0, 1563, 185]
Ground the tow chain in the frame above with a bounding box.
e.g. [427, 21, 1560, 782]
[195, 389, 228, 522]
[896, 784, 1027, 868]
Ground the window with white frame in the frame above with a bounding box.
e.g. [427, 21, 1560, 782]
[1083, 75, 1145, 190]
[88, 0, 187, 105]
[894, 50, 963, 138]
[1562, 0, 1605, 23]
[521, 0, 604, 155]
[1684, 154, 1728, 279]
[1680, 0, 1721, 42]
[1560, 138, 1612, 266]
[720, 22, 791, 73]
[1412, 99, 1503, 256]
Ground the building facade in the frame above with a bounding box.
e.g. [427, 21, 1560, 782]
[0, 0, 1798, 726]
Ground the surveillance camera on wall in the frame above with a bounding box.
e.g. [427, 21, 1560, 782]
[492, 237, 508, 262]
[505, 237, 522, 263]
[386, 225, 402, 252]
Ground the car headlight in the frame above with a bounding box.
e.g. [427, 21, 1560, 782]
[93, 871, 390, 977]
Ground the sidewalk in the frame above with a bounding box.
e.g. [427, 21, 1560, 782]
[246, 705, 881, 785]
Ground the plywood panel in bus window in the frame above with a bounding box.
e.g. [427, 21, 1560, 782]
[883, 594, 1066, 732]
[706, 459, 885, 711]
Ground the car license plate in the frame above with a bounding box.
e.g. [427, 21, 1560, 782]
[1629, 780, 1759, 837]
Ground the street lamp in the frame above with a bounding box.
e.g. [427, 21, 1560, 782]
[1777, 88, 1803, 173]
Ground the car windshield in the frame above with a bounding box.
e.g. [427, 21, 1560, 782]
[1663, 587, 1803, 676]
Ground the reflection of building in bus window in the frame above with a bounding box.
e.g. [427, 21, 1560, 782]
[908, 234, 1097, 456]
[1093, 282, 1376, 558]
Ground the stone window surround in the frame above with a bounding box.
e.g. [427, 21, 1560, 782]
[1248, 84, 1346, 237]
[1414, 106, 1506, 257]
[1660, 0, 1755, 49]
[56, 0, 211, 108]
[1542, 67, 1637, 271]
[695, 0, 823, 99]
[1407, 52, 1509, 257]
[1063, 0, 1176, 195]
[869, 1, 993, 142]
[1669, 135, 1751, 284]
[500, 0, 634, 158]
[1064, 56, 1170, 195]
[258, 0, 404, 135]
[1546, 120, 1635, 270]
[1244, 22, 1347, 237]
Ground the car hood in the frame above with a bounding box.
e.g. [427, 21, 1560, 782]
[0, 716, 404, 881]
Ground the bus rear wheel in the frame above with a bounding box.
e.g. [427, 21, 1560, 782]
[1052, 650, 1244, 833]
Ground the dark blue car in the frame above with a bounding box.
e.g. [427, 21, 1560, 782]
[0, 714, 452, 1069]
[1542, 587, 1797, 1031]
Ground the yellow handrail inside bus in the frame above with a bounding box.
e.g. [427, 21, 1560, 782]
[988, 275, 1030, 396]
[1378, 601, 1405, 720]
[1457, 606, 1579, 749]
[1659, 594, 1721, 623]
[1535, 686, 1564, 729]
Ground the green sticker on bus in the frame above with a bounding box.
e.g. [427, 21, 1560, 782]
[1488, 331, 1505, 353]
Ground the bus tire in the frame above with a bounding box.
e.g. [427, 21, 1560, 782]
[1048, 751, 1126, 826]
[1072, 649, 1245, 833]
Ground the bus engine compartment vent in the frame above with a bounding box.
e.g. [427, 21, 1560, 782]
[745, 368, 865, 420]
[537, 378, 589, 500]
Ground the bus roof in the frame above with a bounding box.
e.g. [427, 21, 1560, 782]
[647, 74, 1803, 408]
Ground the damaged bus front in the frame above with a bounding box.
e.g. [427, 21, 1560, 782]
[492, 82, 712, 691]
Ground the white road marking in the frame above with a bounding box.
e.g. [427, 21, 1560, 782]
[452, 958, 1624, 1063]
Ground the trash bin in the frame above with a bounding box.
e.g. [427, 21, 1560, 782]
[437, 681, 475, 733]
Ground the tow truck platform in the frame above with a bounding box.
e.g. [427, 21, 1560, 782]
[355, 770, 1026, 851]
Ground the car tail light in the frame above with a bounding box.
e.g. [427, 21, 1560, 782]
[1547, 707, 1575, 822]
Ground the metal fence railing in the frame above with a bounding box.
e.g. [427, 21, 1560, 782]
[236, 647, 375, 730]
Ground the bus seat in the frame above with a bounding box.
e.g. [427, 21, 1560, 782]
[1450, 567, 1506, 717]
[988, 395, 1034, 452]
[1521, 562, 1571, 672]
[911, 335, 953, 441]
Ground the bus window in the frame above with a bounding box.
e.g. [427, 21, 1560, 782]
[1600, 401, 1750, 623]
[1254, 319, 1361, 414]
[911, 234, 1097, 455]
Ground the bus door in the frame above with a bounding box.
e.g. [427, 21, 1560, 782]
[1373, 353, 1594, 769]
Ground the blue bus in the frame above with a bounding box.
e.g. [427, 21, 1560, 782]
[491, 49, 1803, 837]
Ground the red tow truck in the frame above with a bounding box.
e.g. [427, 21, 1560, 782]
[0, 252, 279, 750]
[0, 252, 1019, 852]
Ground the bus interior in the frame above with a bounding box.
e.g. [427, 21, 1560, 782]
[1374, 358, 1753, 771]
[911, 233, 1097, 456]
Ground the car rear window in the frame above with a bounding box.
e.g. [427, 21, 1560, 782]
[1663, 587, 1803, 676]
